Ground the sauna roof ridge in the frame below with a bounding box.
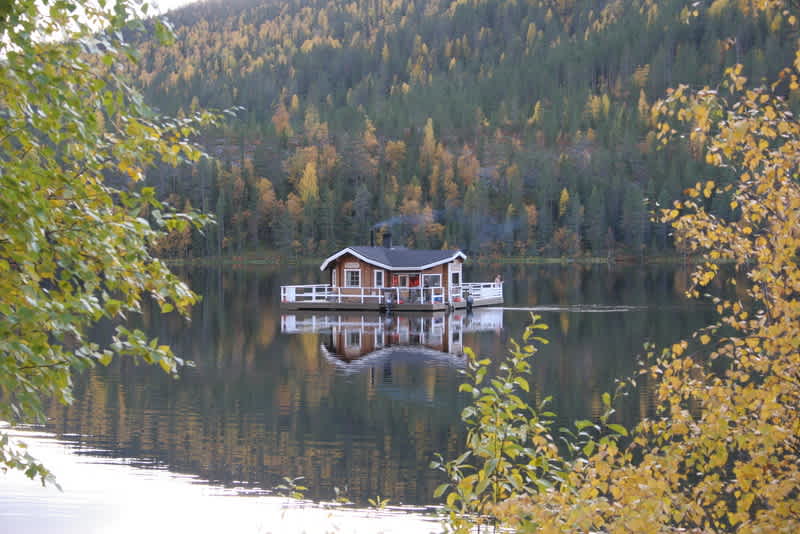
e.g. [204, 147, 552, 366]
[320, 246, 466, 271]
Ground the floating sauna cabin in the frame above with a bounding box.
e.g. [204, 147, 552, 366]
[280, 234, 503, 311]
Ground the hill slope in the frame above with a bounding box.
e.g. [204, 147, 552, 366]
[133, 0, 797, 257]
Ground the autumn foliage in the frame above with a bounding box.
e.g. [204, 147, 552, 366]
[128, 0, 798, 258]
[0, 1, 217, 481]
[439, 2, 800, 532]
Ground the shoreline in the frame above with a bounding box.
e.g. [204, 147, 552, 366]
[163, 254, 718, 267]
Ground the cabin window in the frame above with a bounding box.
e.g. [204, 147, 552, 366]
[423, 274, 441, 287]
[397, 273, 419, 287]
[345, 330, 361, 349]
[451, 271, 460, 285]
[345, 269, 361, 287]
[332, 269, 338, 287]
[374, 270, 384, 288]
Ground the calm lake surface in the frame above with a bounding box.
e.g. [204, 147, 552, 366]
[2, 263, 719, 531]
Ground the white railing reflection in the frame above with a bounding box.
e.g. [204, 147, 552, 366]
[281, 309, 504, 338]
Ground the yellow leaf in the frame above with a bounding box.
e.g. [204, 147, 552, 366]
[158, 359, 174, 373]
[700, 335, 711, 345]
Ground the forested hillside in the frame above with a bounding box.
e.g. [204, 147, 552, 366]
[132, 0, 797, 258]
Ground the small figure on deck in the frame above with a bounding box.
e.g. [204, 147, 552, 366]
[494, 274, 502, 286]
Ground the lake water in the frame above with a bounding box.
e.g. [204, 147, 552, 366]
[0, 263, 717, 532]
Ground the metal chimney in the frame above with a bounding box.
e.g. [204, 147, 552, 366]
[383, 231, 392, 248]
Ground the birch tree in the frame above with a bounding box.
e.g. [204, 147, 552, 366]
[0, 0, 217, 482]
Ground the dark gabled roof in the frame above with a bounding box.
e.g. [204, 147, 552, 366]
[320, 246, 466, 271]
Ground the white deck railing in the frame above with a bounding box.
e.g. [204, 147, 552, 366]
[280, 284, 385, 304]
[451, 282, 504, 303]
[281, 285, 447, 305]
[280, 282, 502, 305]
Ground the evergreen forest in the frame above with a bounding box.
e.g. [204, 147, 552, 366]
[132, 0, 798, 258]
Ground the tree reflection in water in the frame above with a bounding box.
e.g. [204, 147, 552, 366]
[45, 264, 713, 505]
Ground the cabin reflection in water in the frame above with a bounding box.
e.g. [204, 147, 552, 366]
[280, 309, 503, 365]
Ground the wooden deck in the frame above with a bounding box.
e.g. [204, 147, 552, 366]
[281, 301, 451, 311]
[280, 283, 503, 311]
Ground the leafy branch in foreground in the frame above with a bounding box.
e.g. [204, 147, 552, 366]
[0, 0, 221, 484]
[431, 314, 629, 532]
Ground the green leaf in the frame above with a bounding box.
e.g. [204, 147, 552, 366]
[454, 451, 471, 465]
[105, 299, 122, 317]
[98, 351, 113, 366]
[476, 367, 487, 385]
[575, 420, 594, 431]
[607, 424, 628, 437]
[475, 477, 490, 496]
[514, 377, 530, 392]
[484, 457, 499, 477]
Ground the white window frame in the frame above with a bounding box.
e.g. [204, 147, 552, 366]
[374, 270, 384, 288]
[423, 274, 442, 287]
[449, 262, 462, 284]
[344, 269, 361, 287]
[345, 329, 361, 349]
[332, 269, 338, 287]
